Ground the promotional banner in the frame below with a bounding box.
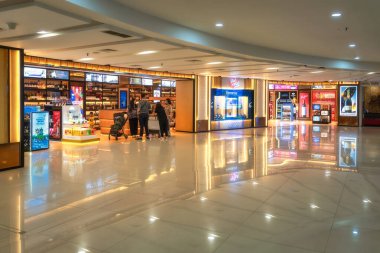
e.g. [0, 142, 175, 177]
[299, 92, 310, 118]
[31, 112, 49, 151]
[312, 90, 337, 121]
[119, 90, 128, 109]
[49, 110, 61, 140]
[340, 86, 358, 117]
[70, 86, 84, 109]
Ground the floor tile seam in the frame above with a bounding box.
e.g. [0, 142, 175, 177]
[36, 216, 151, 253]
[34, 194, 192, 243]
[271, 190, 341, 211]
[213, 231, 323, 253]
[322, 173, 349, 253]
[330, 222, 380, 232]
[211, 175, 295, 253]
[285, 174, 346, 203]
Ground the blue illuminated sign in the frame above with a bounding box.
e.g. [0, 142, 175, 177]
[211, 89, 254, 121]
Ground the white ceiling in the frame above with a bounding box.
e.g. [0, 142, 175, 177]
[0, 0, 378, 82]
[115, 0, 380, 62]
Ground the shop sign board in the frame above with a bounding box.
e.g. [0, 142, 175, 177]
[31, 112, 50, 151]
[162, 80, 176, 87]
[103, 75, 118, 83]
[47, 69, 69, 80]
[86, 73, 103, 82]
[222, 78, 244, 89]
[340, 86, 358, 117]
[269, 84, 298, 90]
[130, 77, 142, 85]
[312, 84, 337, 90]
[24, 67, 46, 78]
[142, 78, 153, 86]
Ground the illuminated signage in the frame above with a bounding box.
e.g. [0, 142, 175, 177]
[24, 67, 46, 78]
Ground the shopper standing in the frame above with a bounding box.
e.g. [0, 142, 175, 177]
[164, 98, 173, 136]
[137, 94, 150, 140]
[127, 98, 138, 137]
[155, 102, 169, 139]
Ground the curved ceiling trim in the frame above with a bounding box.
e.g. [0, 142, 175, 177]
[67, 0, 380, 71]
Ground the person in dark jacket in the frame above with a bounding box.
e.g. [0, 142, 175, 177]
[127, 98, 138, 137]
[137, 94, 150, 140]
[155, 102, 169, 138]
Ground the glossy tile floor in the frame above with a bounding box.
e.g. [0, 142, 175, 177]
[1, 121, 380, 253]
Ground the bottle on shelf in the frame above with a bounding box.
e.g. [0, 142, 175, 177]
[301, 100, 307, 117]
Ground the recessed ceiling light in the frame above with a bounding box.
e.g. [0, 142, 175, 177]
[266, 67, 278, 70]
[149, 66, 162, 69]
[367, 72, 375, 75]
[207, 61, 223, 65]
[311, 71, 324, 74]
[78, 57, 94, 61]
[354, 56, 360, 60]
[37, 32, 60, 38]
[331, 12, 342, 17]
[215, 23, 224, 28]
[349, 44, 356, 48]
[137, 50, 157, 55]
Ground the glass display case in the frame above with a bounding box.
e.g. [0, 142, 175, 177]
[211, 89, 254, 130]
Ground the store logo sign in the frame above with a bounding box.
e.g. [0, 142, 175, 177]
[229, 78, 240, 88]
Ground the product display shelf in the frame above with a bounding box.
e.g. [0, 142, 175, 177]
[46, 79, 69, 105]
[24, 77, 47, 105]
[85, 81, 103, 129]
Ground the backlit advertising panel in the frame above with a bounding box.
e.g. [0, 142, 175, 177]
[299, 91, 310, 118]
[31, 112, 49, 151]
[340, 86, 358, 117]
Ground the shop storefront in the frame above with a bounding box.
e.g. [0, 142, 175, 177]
[268, 84, 298, 121]
[268, 82, 361, 126]
[311, 85, 337, 124]
[210, 77, 255, 130]
[20, 55, 194, 152]
[0, 46, 23, 170]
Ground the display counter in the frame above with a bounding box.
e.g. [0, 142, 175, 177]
[62, 124, 99, 142]
[62, 105, 99, 143]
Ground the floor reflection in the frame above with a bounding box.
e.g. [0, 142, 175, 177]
[0, 121, 378, 252]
